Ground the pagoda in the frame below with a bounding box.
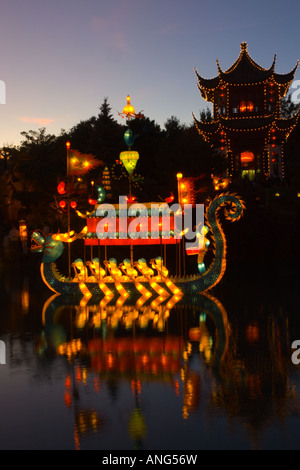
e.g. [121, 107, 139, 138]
[193, 42, 300, 181]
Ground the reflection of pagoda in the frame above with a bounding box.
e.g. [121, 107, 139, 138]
[194, 42, 300, 181]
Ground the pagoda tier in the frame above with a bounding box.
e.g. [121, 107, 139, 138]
[194, 42, 300, 180]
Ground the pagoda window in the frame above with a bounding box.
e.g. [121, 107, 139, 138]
[241, 151, 255, 167]
[239, 100, 254, 113]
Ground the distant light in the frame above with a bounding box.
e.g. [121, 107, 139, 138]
[177, 173, 183, 180]
[66, 141, 71, 149]
[275, 193, 280, 197]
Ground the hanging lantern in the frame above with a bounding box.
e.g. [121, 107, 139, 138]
[241, 151, 255, 163]
[120, 150, 139, 176]
[88, 197, 97, 206]
[57, 181, 66, 195]
[19, 220, 27, 242]
[122, 95, 136, 119]
[59, 200, 67, 209]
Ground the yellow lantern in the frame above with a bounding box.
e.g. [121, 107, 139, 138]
[122, 95, 135, 120]
[119, 150, 139, 176]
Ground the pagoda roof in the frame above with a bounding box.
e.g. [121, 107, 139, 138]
[194, 112, 300, 142]
[195, 42, 298, 90]
[218, 115, 274, 131]
[193, 117, 220, 134]
[274, 112, 300, 136]
[193, 115, 274, 135]
[218, 42, 276, 84]
[195, 70, 220, 91]
[273, 62, 299, 86]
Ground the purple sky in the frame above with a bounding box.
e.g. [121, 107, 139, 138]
[0, 0, 299, 147]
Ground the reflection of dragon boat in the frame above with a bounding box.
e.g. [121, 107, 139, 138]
[31, 192, 245, 303]
[40, 289, 230, 372]
[37, 290, 231, 447]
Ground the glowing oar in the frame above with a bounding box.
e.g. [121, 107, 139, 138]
[78, 282, 92, 307]
[119, 260, 152, 308]
[104, 259, 129, 306]
[134, 259, 170, 299]
[150, 257, 183, 297]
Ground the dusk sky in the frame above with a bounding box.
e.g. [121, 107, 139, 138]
[0, 0, 299, 147]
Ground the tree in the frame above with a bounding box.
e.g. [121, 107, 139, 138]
[279, 95, 300, 184]
[1, 128, 68, 227]
[68, 117, 97, 154]
[88, 97, 124, 164]
[200, 107, 213, 122]
[280, 94, 300, 119]
[164, 116, 184, 139]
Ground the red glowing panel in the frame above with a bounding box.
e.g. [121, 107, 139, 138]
[239, 101, 247, 112]
[85, 216, 181, 245]
[247, 101, 254, 112]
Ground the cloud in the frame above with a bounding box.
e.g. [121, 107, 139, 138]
[90, 14, 130, 53]
[153, 24, 179, 36]
[16, 116, 55, 126]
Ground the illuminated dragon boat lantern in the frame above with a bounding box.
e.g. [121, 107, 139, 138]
[31, 96, 246, 304]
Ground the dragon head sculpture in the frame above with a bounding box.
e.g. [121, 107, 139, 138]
[31, 231, 64, 263]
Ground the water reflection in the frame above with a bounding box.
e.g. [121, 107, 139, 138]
[35, 292, 230, 449]
[1, 266, 300, 449]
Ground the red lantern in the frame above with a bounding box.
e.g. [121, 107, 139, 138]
[59, 200, 66, 209]
[88, 198, 97, 205]
[189, 327, 201, 341]
[246, 322, 259, 343]
[126, 195, 136, 203]
[57, 181, 66, 195]
[241, 151, 254, 163]
[70, 201, 77, 209]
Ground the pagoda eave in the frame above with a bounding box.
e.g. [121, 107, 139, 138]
[195, 68, 220, 92]
[273, 61, 299, 86]
[218, 116, 274, 132]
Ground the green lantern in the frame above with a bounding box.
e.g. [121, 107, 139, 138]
[120, 150, 139, 176]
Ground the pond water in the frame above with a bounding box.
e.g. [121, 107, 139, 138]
[0, 259, 299, 451]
